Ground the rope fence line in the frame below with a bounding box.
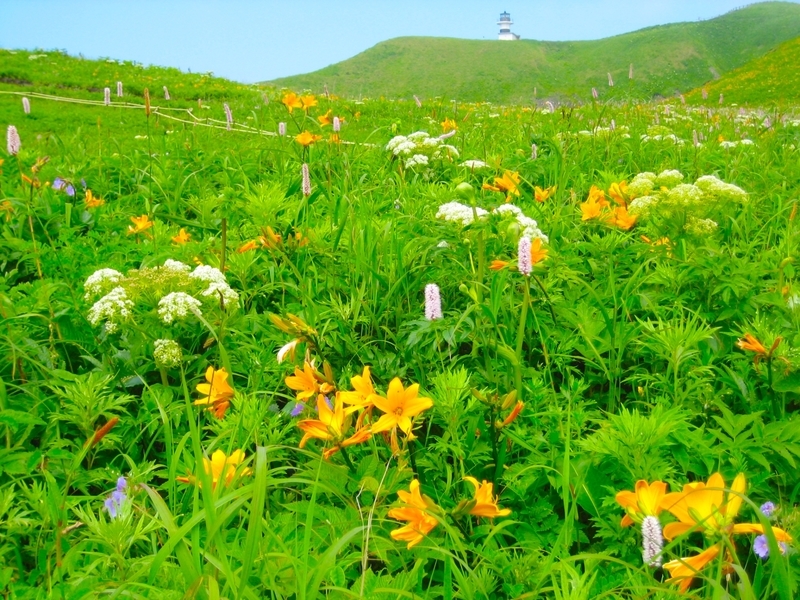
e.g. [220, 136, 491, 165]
[0, 89, 376, 145]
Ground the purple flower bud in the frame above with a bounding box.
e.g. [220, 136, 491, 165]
[760, 501, 776, 517]
[223, 103, 233, 130]
[333, 116, 340, 132]
[424, 283, 442, 320]
[53, 177, 65, 191]
[116, 81, 123, 97]
[6, 125, 21, 156]
[22, 97, 30, 114]
[290, 402, 305, 417]
[278, 122, 286, 136]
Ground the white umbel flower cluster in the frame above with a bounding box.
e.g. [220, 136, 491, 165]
[404, 154, 429, 169]
[162, 259, 191, 273]
[386, 131, 459, 163]
[459, 160, 489, 169]
[158, 292, 202, 324]
[88, 287, 133, 333]
[654, 170, 684, 188]
[154, 339, 182, 368]
[190, 265, 239, 310]
[695, 175, 747, 201]
[436, 201, 488, 226]
[84, 268, 124, 300]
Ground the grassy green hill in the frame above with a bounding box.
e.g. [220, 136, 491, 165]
[686, 35, 800, 105]
[268, 1, 800, 103]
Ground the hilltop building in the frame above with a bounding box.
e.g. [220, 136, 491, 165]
[498, 11, 520, 40]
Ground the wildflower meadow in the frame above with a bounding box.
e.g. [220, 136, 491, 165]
[0, 48, 799, 599]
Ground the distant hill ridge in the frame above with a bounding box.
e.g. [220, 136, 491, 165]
[267, 2, 800, 103]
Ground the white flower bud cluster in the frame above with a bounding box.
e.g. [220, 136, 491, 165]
[492, 204, 549, 243]
[654, 169, 684, 188]
[436, 201, 488, 226]
[667, 184, 704, 205]
[628, 195, 659, 216]
[154, 339, 182, 368]
[685, 217, 719, 235]
[157, 292, 202, 324]
[626, 172, 656, 198]
[720, 139, 754, 148]
[404, 154, 429, 169]
[386, 131, 459, 162]
[84, 268, 124, 300]
[189, 265, 226, 284]
[695, 175, 747, 201]
[88, 287, 133, 331]
[459, 160, 489, 169]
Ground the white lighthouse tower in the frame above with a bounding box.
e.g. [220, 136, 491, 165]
[498, 11, 520, 40]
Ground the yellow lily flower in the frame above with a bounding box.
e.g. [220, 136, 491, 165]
[534, 185, 556, 203]
[464, 477, 511, 518]
[441, 118, 457, 132]
[177, 449, 251, 488]
[127, 214, 154, 236]
[297, 393, 371, 459]
[282, 92, 303, 113]
[318, 109, 332, 126]
[172, 228, 191, 244]
[300, 94, 318, 111]
[84, 189, 105, 208]
[370, 378, 433, 436]
[615, 480, 667, 527]
[482, 170, 521, 201]
[661, 473, 792, 592]
[194, 366, 235, 419]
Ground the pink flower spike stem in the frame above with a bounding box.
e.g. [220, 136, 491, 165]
[104, 88, 111, 106]
[116, 81, 123, 97]
[278, 122, 287, 136]
[163, 86, 170, 100]
[333, 117, 340, 132]
[223, 103, 233, 130]
[22, 97, 30, 114]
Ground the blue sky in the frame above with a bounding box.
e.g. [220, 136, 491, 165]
[0, 1, 795, 82]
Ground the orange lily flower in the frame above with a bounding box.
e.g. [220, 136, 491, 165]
[534, 185, 556, 203]
[387, 480, 439, 548]
[606, 206, 637, 230]
[318, 109, 332, 126]
[340, 365, 377, 412]
[463, 477, 511, 518]
[736, 333, 767, 355]
[483, 170, 521, 200]
[608, 181, 629, 205]
[195, 366, 235, 419]
[172, 228, 191, 244]
[660, 473, 792, 591]
[127, 214, 154, 236]
[295, 131, 322, 146]
[441, 118, 457, 132]
[282, 92, 303, 113]
[285, 361, 332, 401]
[489, 260, 509, 271]
[664, 544, 724, 593]
[237, 239, 259, 253]
[615, 480, 667, 527]
[300, 94, 318, 111]
[177, 449, 251, 488]
[497, 400, 524, 428]
[530, 237, 548, 265]
[297, 393, 371, 459]
[370, 378, 433, 436]
[84, 189, 105, 208]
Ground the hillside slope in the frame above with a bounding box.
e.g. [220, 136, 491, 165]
[686, 35, 800, 105]
[268, 2, 800, 103]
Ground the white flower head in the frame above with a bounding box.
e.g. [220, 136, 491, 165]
[158, 292, 202, 324]
[88, 287, 134, 330]
[436, 201, 488, 226]
[190, 265, 226, 285]
[84, 268, 124, 300]
[162, 259, 191, 273]
[655, 170, 684, 188]
[405, 154, 429, 169]
[201, 282, 239, 309]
